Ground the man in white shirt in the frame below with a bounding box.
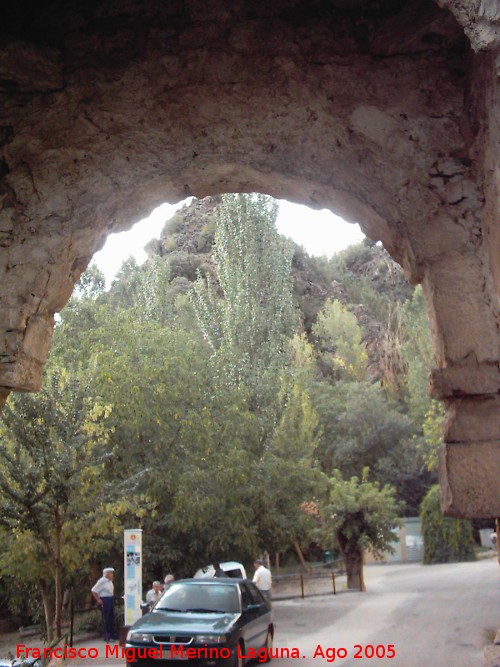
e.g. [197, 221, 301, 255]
[146, 580, 163, 607]
[91, 567, 118, 642]
[164, 574, 175, 588]
[252, 559, 272, 601]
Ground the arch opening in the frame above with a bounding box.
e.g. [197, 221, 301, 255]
[0, 0, 498, 520]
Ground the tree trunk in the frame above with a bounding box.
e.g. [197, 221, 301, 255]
[54, 511, 63, 639]
[294, 541, 309, 573]
[343, 549, 366, 591]
[39, 579, 54, 643]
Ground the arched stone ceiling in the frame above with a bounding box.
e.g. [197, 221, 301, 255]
[0, 0, 498, 517]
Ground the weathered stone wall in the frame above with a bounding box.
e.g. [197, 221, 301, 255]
[0, 0, 498, 517]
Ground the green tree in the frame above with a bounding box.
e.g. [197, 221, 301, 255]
[311, 381, 412, 477]
[190, 194, 320, 558]
[34, 201, 439, 599]
[420, 485, 476, 564]
[419, 402, 446, 472]
[256, 380, 322, 553]
[313, 299, 367, 380]
[400, 285, 444, 477]
[192, 193, 297, 411]
[50, 263, 108, 370]
[401, 286, 441, 426]
[0, 371, 110, 639]
[319, 469, 402, 590]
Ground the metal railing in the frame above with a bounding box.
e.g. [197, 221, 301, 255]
[272, 561, 345, 600]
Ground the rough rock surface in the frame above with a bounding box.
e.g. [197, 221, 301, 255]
[0, 0, 498, 517]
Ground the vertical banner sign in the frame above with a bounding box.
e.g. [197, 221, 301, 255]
[124, 529, 143, 626]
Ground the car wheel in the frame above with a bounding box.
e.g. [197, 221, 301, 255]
[264, 629, 273, 662]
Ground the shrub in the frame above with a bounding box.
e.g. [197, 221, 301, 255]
[161, 213, 184, 237]
[163, 237, 178, 253]
[420, 485, 476, 564]
[167, 251, 202, 281]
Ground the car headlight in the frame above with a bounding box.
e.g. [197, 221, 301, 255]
[126, 631, 153, 642]
[195, 635, 228, 644]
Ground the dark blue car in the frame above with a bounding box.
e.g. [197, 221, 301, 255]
[125, 579, 274, 667]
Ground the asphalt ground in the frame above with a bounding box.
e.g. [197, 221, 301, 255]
[2, 558, 498, 667]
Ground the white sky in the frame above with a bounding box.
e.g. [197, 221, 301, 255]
[93, 198, 365, 287]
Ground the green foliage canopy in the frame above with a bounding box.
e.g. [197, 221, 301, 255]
[313, 299, 367, 380]
[319, 468, 402, 589]
[420, 485, 476, 564]
[192, 194, 297, 411]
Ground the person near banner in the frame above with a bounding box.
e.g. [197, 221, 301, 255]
[91, 567, 119, 642]
[164, 573, 175, 588]
[146, 580, 163, 606]
[252, 559, 272, 601]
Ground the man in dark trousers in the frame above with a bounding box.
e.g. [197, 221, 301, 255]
[91, 567, 119, 642]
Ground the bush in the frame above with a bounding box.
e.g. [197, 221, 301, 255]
[420, 485, 476, 564]
[163, 237, 178, 253]
[161, 213, 184, 237]
[167, 251, 202, 281]
[74, 609, 102, 634]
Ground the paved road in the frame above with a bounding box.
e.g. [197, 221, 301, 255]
[273, 559, 499, 667]
[8, 559, 498, 667]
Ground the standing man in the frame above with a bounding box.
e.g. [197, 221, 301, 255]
[252, 559, 272, 601]
[146, 580, 163, 607]
[91, 567, 118, 642]
[164, 574, 175, 588]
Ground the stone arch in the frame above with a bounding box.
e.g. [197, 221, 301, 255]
[0, 0, 498, 517]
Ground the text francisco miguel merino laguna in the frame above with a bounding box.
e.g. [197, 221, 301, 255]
[18, 644, 306, 662]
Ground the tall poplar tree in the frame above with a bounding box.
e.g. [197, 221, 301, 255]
[192, 193, 297, 413]
[191, 194, 319, 554]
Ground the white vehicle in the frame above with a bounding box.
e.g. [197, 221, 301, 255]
[193, 561, 247, 579]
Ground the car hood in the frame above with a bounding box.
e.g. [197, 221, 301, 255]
[130, 610, 239, 634]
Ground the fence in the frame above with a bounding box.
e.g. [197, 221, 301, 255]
[66, 597, 124, 646]
[272, 561, 346, 600]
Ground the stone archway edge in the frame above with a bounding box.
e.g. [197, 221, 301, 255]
[0, 0, 498, 518]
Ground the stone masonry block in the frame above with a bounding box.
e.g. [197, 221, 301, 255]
[0, 356, 43, 392]
[424, 254, 499, 365]
[484, 645, 500, 667]
[444, 396, 500, 443]
[430, 364, 500, 398]
[439, 441, 500, 518]
[22, 314, 54, 364]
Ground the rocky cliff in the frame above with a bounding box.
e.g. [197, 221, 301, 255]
[143, 196, 414, 383]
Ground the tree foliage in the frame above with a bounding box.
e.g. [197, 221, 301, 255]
[190, 193, 319, 561]
[311, 381, 412, 476]
[313, 299, 367, 380]
[319, 468, 402, 590]
[192, 194, 297, 411]
[0, 193, 449, 624]
[0, 370, 145, 639]
[420, 485, 476, 564]
[401, 286, 436, 424]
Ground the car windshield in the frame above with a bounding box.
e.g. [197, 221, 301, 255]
[155, 582, 240, 614]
